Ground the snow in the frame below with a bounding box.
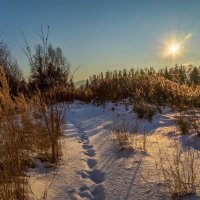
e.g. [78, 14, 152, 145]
[29, 101, 200, 199]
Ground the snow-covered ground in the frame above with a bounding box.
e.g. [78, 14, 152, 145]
[29, 101, 200, 200]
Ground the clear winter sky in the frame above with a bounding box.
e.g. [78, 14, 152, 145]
[0, 0, 200, 81]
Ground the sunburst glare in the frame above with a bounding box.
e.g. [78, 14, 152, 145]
[162, 33, 192, 59]
[170, 44, 180, 54]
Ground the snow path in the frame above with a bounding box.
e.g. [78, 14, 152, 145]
[69, 119, 106, 200]
[66, 103, 111, 200]
[66, 103, 171, 200]
[30, 102, 200, 199]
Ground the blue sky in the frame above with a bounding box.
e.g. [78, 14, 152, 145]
[0, 0, 200, 80]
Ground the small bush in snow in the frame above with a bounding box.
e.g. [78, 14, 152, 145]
[32, 90, 66, 163]
[112, 118, 147, 152]
[175, 114, 192, 135]
[113, 132, 134, 151]
[134, 101, 156, 121]
[175, 112, 200, 136]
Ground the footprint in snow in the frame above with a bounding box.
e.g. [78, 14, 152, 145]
[80, 185, 89, 192]
[67, 188, 82, 200]
[87, 169, 105, 184]
[84, 149, 96, 157]
[79, 190, 93, 199]
[87, 158, 97, 169]
[82, 144, 93, 150]
[80, 135, 88, 141]
[83, 140, 90, 144]
[91, 184, 106, 200]
[79, 184, 106, 200]
[78, 171, 88, 179]
[78, 169, 105, 184]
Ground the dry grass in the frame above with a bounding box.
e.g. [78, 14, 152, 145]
[32, 90, 66, 163]
[111, 117, 147, 152]
[0, 67, 65, 199]
[175, 111, 200, 136]
[175, 114, 192, 135]
[156, 142, 199, 198]
[112, 132, 135, 151]
[87, 71, 200, 108]
[43, 86, 93, 103]
[0, 67, 30, 199]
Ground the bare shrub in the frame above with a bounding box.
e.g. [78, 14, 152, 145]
[188, 111, 200, 136]
[156, 142, 199, 198]
[112, 118, 147, 152]
[32, 90, 66, 163]
[175, 112, 200, 136]
[175, 114, 192, 135]
[112, 132, 134, 151]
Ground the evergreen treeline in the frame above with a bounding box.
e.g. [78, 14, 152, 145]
[83, 66, 200, 107]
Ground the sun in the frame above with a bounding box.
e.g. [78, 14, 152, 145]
[170, 44, 180, 54]
[165, 42, 182, 59]
[161, 33, 192, 59]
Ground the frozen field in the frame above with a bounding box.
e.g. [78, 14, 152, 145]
[30, 101, 200, 200]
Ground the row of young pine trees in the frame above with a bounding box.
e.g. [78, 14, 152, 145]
[84, 65, 200, 107]
[87, 65, 200, 86]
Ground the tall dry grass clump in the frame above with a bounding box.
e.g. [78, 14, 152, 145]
[32, 90, 66, 163]
[112, 118, 147, 152]
[0, 66, 66, 199]
[175, 114, 192, 135]
[0, 67, 30, 200]
[156, 142, 199, 198]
